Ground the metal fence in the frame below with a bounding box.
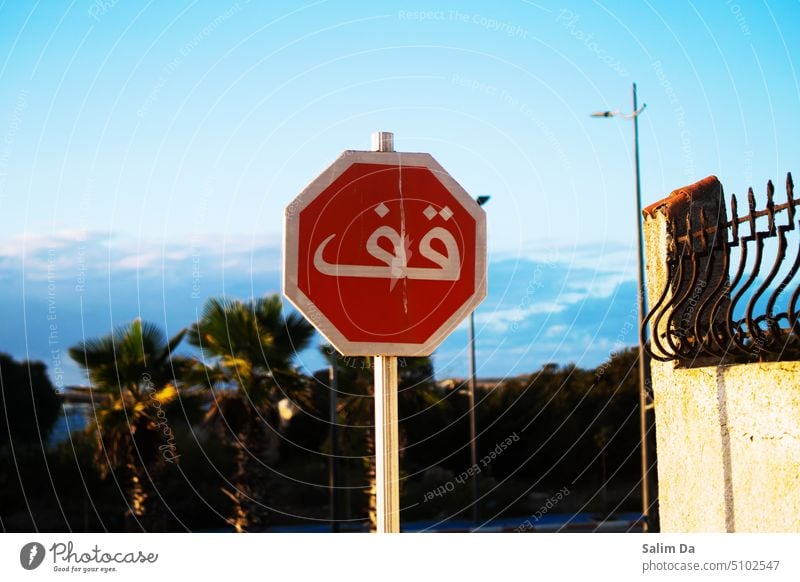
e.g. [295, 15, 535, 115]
[642, 173, 800, 366]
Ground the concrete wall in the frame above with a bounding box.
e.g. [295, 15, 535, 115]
[643, 178, 800, 532]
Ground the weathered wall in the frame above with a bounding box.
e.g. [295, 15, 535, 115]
[650, 358, 800, 532]
[644, 178, 800, 532]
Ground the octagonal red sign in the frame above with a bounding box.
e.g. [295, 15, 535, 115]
[283, 150, 486, 356]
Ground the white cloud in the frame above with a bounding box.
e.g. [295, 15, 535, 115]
[0, 230, 110, 257]
[545, 324, 568, 337]
[492, 238, 638, 279]
[114, 252, 160, 270]
[472, 302, 565, 334]
[0, 229, 284, 280]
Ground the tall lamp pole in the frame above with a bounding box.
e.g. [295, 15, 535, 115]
[469, 194, 490, 528]
[591, 82, 653, 532]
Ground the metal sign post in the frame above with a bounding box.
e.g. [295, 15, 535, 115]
[374, 355, 400, 533]
[371, 133, 401, 534]
[283, 130, 487, 534]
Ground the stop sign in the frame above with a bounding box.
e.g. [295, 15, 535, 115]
[283, 148, 486, 356]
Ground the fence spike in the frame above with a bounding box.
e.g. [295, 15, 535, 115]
[699, 207, 709, 252]
[767, 179, 776, 235]
[747, 187, 757, 234]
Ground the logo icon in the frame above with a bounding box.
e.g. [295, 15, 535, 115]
[20, 542, 45, 570]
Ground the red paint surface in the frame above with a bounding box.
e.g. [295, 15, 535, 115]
[297, 163, 476, 345]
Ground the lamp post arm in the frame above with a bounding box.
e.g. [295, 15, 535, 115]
[616, 103, 647, 120]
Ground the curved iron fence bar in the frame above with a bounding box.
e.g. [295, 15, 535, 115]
[693, 203, 727, 353]
[775, 174, 800, 337]
[706, 192, 741, 356]
[685, 205, 727, 360]
[668, 247, 704, 359]
[642, 253, 679, 362]
[642, 217, 685, 361]
[641, 172, 800, 366]
[788, 279, 800, 335]
[695, 239, 728, 358]
[745, 181, 783, 352]
[743, 232, 773, 346]
[763, 213, 797, 343]
[652, 238, 690, 359]
[723, 189, 761, 357]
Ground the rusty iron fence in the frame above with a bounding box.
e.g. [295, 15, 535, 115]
[642, 173, 800, 367]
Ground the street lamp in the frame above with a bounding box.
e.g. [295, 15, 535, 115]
[591, 82, 653, 532]
[469, 194, 490, 528]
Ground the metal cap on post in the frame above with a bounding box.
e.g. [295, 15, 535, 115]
[371, 131, 394, 152]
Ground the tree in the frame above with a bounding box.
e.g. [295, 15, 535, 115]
[0, 354, 63, 530]
[188, 294, 314, 532]
[68, 319, 190, 530]
[0, 353, 60, 446]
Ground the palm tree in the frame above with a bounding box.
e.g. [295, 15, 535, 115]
[68, 319, 189, 530]
[188, 294, 314, 532]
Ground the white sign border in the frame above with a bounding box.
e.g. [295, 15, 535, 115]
[283, 150, 487, 357]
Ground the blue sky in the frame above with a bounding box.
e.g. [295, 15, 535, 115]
[1, 1, 799, 384]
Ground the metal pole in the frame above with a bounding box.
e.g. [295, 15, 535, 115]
[374, 355, 400, 533]
[632, 82, 651, 532]
[370, 131, 400, 533]
[467, 194, 488, 528]
[468, 312, 479, 527]
[329, 362, 340, 532]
